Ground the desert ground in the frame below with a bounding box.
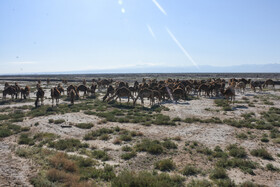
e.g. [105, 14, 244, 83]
[0, 73, 279, 187]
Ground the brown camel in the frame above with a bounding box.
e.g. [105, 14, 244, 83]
[134, 88, 154, 105]
[77, 85, 89, 97]
[236, 82, 246, 94]
[172, 88, 185, 103]
[107, 87, 134, 103]
[4, 82, 9, 90]
[67, 85, 79, 98]
[51, 87, 61, 106]
[198, 84, 210, 97]
[35, 87, 45, 107]
[3, 86, 17, 100]
[152, 90, 162, 105]
[250, 81, 262, 92]
[57, 84, 65, 95]
[90, 84, 97, 96]
[20, 86, 30, 99]
[69, 89, 76, 105]
[103, 85, 115, 101]
[262, 79, 275, 89]
[220, 87, 235, 103]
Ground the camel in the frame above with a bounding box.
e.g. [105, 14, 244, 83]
[67, 85, 79, 98]
[4, 82, 9, 90]
[3, 86, 17, 100]
[172, 88, 186, 103]
[69, 89, 76, 105]
[198, 84, 210, 97]
[35, 87, 45, 107]
[57, 84, 65, 95]
[134, 88, 154, 105]
[98, 79, 113, 90]
[107, 87, 134, 103]
[152, 90, 162, 105]
[262, 79, 275, 89]
[90, 84, 97, 96]
[250, 81, 262, 92]
[20, 86, 30, 99]
[103, 85, 114, 101]
[51, 87, 61, 107]
[220, 87, 235, 103]
[77, 85, 89, 97]
[236, 82, 246, 94]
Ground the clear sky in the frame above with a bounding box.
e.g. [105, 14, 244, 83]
[0, 0, 280, 74]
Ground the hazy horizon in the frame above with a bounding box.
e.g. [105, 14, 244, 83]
[1, 0, 280, 74]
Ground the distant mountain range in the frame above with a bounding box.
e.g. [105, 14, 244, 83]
[51, 63, 280, 74]
[2, 63, 280, 75]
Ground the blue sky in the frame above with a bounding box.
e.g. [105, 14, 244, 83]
[0, 0, 280, 74]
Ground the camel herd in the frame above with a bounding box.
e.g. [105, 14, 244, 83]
[1, 78, 276, 107]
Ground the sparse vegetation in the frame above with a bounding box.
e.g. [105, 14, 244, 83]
[155, 159, 176, 171]
[250, 148, 274, 160]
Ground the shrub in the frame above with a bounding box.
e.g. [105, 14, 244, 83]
[111, 170, 184, 187]
[181, 165, 200, 176]
[250, 148, 273, 160]
[48, 119, 54, 123]
[46, 168, 79, 183]
[121, 152, 137, 160]
[54, 119, 65, 124]
[49, 153, 77, 172]
[236, 133, 248, 140]
[75, 123, 93, 129]
[0, 123, 21, 138]
[99, 134, 110, 141]
[266, 163, 279, 172]
[227, 144, 247, 158]
[187, 179, 212, 187]
[92, 150, 109, 161]
[216, 158, 256, 175]
[209, 167, 228, 180]
[135, 139, 163, 155]
[84, 128, 114, 140]
[49, 138, 88, 151]
[155, 159, 176, 171]
[122, 146, 133, 152]
[162, 139, 177, 149]
[18, 133, 35, 145]
[120, 134, 132, 142]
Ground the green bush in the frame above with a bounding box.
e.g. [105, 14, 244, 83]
[227, 144, 247, 158]
[181, 165, 200, 176]
[75, 123, 93, 129]
[121, 152, 137, 160]
[216, 158, 256, 175]
[187, 179, 212, 187]
[84, 128, 114, 140]
[49, 138, 88, 151]
[162, 139, 177, 149]
[266, 163, 279, 172]
[122, 146, 133, 152]
[135, 139, 164, 155]
[18, 133, 35, 145]
[111, 170, 184, 187]
[54, 119, 65, 124]
[209, 167, 228, 180]
[250, 148, 273, 160]
[155, 159, 176, 171]
[0, 123, 22, 137]
[92, 150, 109, 161]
